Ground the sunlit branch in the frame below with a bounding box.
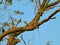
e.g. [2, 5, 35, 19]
[38, 9, 60, 26]
[0, 9, 60, 41]
[0, 1, 60, 45]
[46, 1, 59, 8]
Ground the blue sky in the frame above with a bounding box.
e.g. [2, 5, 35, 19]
[0, 0, 60, 45]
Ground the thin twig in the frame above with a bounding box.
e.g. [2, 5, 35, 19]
[21, 35, 26, 45]
[38, 9, 60, 26]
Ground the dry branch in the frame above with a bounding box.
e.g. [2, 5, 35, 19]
[0, 9, 60, 41]
[38, 9, 60, 26]
[0, 0, 60, 45]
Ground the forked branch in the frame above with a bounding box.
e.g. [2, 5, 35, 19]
[0, 9, 60, 41]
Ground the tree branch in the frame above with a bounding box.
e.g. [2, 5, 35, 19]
[0, 1, 60, 45]
[0, 1, 60, 42]
[7, 37, 20, 45]
[0, 25, 35, 41]
[0, 9, 60, 41]
[46, 1, 59, 8]
[38, 9, 60, 26]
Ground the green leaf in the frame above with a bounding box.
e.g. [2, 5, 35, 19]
[15, 18, 22, 27]
[2, 22, 9, 26]
[51, 17, 56, 19]
[0, 0, 3, 4]
[18, 19, 22, 23]
[2, 29, 5, 33]
[24, 21, 27, 24]
[9, 16, 15, 27]
[10, 19, 15, 27]
[6, 0, 12, 5]
[46, 41, 52, 45]
[14, 19, 18, 22]
[31, 0, 34, 2]
[14, 11, 24, 15]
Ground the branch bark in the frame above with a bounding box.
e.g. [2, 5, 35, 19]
[38, 9, 60, 26]
[7, 37, 20, 45]
[0, 1, 60, 45]
[0, 9, 60, 41]
[46, 1, 59, 8]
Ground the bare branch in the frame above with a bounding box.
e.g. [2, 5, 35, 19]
[38, 9, 60, 26]
[7, 37, 20, 45]
[0, 25, 34, 41]
[0, 9, 60, 41]
[0, 1, 60, 44]
[46, 1, 59, 8]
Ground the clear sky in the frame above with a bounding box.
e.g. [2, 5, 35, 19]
[0, 0, 60, 45]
